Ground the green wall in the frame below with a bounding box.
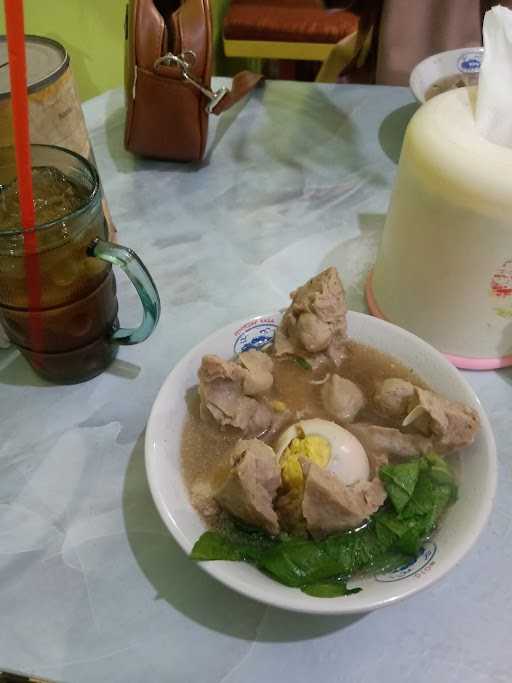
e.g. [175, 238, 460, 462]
[1, 0, 127, 101]
[1, 0, 241, 101]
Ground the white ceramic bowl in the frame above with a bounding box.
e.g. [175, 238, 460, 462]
[145, 311, 496, 615]
[410, 47, 483, 103]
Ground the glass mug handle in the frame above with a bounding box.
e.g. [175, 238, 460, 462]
[88, 238, 160, 344]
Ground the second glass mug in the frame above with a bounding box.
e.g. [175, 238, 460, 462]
[0, 145, 160, 383]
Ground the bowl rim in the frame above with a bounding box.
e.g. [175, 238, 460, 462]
[409, 45, 484, 103]
[145, 310, 497, 615]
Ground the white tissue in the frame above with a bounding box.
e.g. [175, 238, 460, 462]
[476, 6, 512, 147]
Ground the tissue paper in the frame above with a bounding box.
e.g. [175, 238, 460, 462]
[476, 5, 512, 147]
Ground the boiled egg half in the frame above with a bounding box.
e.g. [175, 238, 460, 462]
[275, 418, 369, 493]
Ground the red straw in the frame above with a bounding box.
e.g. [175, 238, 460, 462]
[4, 0, 43, 353]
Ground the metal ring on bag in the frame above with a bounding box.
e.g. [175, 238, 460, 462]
[153, 50, 228, 113]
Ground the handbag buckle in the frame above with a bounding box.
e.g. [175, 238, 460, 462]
[154, 51, 228, 114]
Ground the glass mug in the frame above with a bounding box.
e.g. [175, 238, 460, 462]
[0, 145, 160, 383]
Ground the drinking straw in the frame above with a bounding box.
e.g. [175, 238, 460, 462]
[4, 0, 43, 353]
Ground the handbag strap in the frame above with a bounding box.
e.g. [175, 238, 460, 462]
[154, 50, 263, 115]
[211, 71, 263, 115]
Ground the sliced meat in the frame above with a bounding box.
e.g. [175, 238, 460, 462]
[238, 349, 274, 396]
[198, 354, 273, 437]
[264, 408, 295, 443]
[366, 450, 389, 478]
[374, 378, 480, 453]
[273, 327, 295, 357]
[413, 388, 480, 452]
[301, 459, 386, 539]
[275, 487, 307, 536]
[361, 476, 388, 510]
[374, 378, 416, 419]
[296, 312, 332, 353]
[199, 353, 245, 384]
[348, 423, 433, 458]
[215, 439, 281, 535]
[321, 375, 365, 423]
[273, 267, 347, 366]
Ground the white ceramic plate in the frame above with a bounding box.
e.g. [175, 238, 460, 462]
[145, 311, 496, 615]
[410, 47, 483, 103]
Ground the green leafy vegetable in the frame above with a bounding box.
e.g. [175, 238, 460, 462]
[375, 510, 428, 555]
[190, 454, 457, 598]
[379, 460, 420, 513]
[378, 451, 457, 555]
[364, 549, 413, 574]
[191, 525, 275, 563]
[294, 356, 312, 370]
[301, 577, 362, 598]
[259, 537, 339, 586]
[191, 531, 244, 561]
[426, 452, 458, 501]
[399, 474, 435, 518]
[426, 452, 452, 480]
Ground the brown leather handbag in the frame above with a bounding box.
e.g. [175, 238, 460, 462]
[124, 0, 261, 161]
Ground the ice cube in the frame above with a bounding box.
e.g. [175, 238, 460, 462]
[0, 166, 89, 231]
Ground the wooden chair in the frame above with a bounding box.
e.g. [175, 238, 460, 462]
[223, 0, 373, 83]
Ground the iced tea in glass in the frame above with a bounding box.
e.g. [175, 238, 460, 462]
[0, 145, 160, 383]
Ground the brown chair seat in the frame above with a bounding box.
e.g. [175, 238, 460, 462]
[224, 6, 359, 44]
[231, 0, 325, 6]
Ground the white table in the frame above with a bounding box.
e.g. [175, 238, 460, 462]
[1, 80, 510, 683]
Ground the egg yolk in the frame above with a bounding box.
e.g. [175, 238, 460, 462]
[279, 435, 331, 492]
